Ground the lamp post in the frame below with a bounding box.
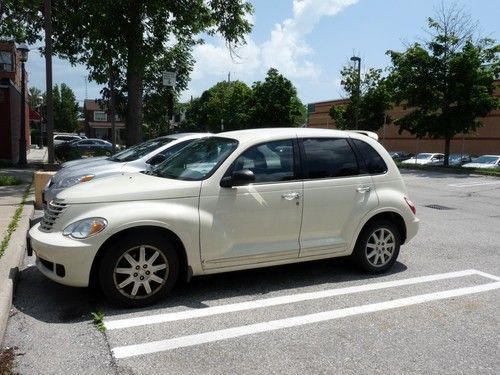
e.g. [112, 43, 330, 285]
[18, 43, 29, 165]
[350, 56, 361, 130]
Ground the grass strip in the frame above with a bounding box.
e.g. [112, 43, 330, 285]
[0, 180, 32, 260]
[0, 176, 22, 186]
[396, 162, 500, 177]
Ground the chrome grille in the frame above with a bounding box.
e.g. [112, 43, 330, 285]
[40, 200, 68, 232]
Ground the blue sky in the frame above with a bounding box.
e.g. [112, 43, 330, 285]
[26, 0, 499, 106]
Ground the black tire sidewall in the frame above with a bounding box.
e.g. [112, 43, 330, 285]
[99, 233, 179, 307]
[353, 220, 401, 274]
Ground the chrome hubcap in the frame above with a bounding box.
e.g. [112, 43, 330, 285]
[365, 228, 395, 267]
[113, 245, 168, 299]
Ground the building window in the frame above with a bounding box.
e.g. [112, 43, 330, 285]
[0, 51, 13, 72]
[94, 111, 107, 121]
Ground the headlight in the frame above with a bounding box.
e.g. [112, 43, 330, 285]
[63, 218, 107, 239]
[58, 174, 94, 188]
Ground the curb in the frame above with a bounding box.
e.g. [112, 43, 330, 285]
[0, 190, 34, 345]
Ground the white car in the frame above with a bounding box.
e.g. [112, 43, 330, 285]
[53, 133, 83, 146]
[462, 155, 500, 169]
[401, 153, 444, 165]
[43, 133, 210, 205]
[29, 128, 419, 307]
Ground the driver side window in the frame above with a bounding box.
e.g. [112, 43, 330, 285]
[233, 140, 295, 183]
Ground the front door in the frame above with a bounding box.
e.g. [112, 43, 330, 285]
[199, 139, 303, 269]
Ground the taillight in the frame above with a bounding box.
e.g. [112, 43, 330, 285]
[404, 197, 416, 215]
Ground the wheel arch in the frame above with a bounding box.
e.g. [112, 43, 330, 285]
[353, 211, 407, 252]
[89, 225, 189, 289]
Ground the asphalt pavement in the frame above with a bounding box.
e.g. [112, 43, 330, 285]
[3, 170, 500, 374]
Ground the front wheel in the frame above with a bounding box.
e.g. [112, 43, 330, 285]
[99, 234, 179, 307]
[352, 220, 401, 273]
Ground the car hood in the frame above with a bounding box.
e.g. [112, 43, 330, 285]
[56, 172, 201, 204]
[52, 159, 127, 185]
[62, 156, 109, 168]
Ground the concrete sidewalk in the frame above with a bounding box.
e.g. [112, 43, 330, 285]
[0, 169, 35, 345]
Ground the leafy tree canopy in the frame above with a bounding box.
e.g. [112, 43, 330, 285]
[329, 66, 392, 131]
[0, 0, 253, 145]
[52, 83, 79, 132]
[386, 4, 499, 164]
[251, 68, 306, 128]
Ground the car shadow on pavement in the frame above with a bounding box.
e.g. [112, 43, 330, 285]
[13, 258, 407, 322]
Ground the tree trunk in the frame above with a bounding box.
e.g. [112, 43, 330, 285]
[444, 136, 451, 166]
[125, 3, 144, 147]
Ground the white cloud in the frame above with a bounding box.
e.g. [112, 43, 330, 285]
[185, 0, 358, 99]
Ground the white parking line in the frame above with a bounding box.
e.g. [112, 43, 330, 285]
[112, 281, 500, 358]
[448, 181, 500, 188]
[105, 269, 483, 330]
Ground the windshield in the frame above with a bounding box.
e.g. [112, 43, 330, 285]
[415, 153, 433, 159]
[474, 156, 500, 164]
[109, 137, 174, 162]
[153, 137, 238, 181]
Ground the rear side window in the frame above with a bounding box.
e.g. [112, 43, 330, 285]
[302, 138, 359, 178]
[351, 139, 387, 174]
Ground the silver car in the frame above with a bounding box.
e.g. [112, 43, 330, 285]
[43, 133, 210, 205]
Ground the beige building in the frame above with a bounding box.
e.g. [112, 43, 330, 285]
[307, 80, 500, 155]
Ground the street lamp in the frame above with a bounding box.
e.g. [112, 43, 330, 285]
[18, 43, 29, 165]
[350, 56, 361, 130]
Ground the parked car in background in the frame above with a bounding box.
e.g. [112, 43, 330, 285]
[55, 138, 112, 162]
[401, 153, 444, 165]
[30, 128, 419, 307]
[462, 155, 500, 169]
[44, 133, 210, 205]
[53, 133, 83, 146]
[448, 153, 475, 166]
[389, 151, 414, 162]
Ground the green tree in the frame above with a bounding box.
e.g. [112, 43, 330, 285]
[0, 0, 253, 146]
[386, 5, 499, 165]
[195, 80, 253, 132]
[251, 68, 306, 127]
[28, 87, 43, 109]
[329, 65, 392, 131]
[52, 83, 79, 132]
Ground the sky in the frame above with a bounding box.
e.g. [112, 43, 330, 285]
[25, 0, 499, 106]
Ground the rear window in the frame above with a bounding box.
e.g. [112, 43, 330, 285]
[351, 139, 387, 174]
[302, 138, 359, 178]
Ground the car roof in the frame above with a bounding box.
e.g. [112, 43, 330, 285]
[217, 127, 370, 142]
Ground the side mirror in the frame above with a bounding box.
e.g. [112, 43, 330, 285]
[220, 169, 255, 188]
[147, 154, 166, 165]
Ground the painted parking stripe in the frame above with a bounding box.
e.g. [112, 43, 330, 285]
[112, 281, 500, 358]
[448, 181, 500, 188]
[105, 269, 490, 330]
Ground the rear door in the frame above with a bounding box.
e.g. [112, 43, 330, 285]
[298, 137, 379, 258]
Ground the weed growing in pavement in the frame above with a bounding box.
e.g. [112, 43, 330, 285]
[0, 180, 32, 260]
[0, 346, 20, 375]
[91, 310, 106, 332]
[0, 176, 23, 186]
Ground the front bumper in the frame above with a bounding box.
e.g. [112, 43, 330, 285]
[28, 223, 99, 287]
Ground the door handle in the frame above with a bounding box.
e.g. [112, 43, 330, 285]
[356, 186, 371, 193]
[281, 192, 301, 200]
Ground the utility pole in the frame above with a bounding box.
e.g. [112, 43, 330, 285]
[44, 0, 55, 164]
[350, 56, 361, 130]
[109, 62, 117, 154]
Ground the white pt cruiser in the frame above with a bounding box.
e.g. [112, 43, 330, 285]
[29, 128, 419, 307]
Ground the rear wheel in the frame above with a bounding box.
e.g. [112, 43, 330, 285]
[353, 220, 400, 273]
[99, 233, 179, 307]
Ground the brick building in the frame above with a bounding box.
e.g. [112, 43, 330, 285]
[0, 40, 30, 162]
[307, 80, 500, 155]
[83, 99, 125, 144]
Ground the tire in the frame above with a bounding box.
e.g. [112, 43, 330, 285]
[352, 220, 400, 274]
[99, 233, 179, 307]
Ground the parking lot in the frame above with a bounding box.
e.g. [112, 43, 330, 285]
[4, 170, 500, 375]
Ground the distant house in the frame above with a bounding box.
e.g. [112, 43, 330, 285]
[83, 99, 125, 145]
[0, 40, 29, 162]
